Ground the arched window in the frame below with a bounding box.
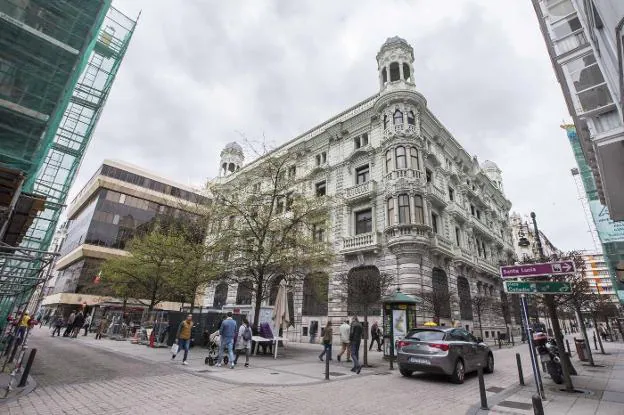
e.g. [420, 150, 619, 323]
[393, 109, 403, 126]
[457, 277, 473, 320]
[347, 266, 382, 316]
[414, 195, 424, 224]
[410, 147, 419, 170]
[432, 268, 451, 319]
[407, 111, 415, 126]
[403, 63, 411, 82]
[213, 282, 228, 309]
[383, 114, 388, 130]
[385, 149, 393, 173]
[387, 197, 395, 226]
[228, 163, 235, 172]
[381, 67, 387, 84]
[302, 273, 328, 316]
[395, 146, 406, 169]
[398, 194, 410, 224]
[389, 62, 400, 82]
[236, 280, 253, 305]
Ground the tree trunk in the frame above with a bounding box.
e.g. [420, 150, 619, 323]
[593, 316, 606, 354]
[575, 306, 595, 365]
[253, 276, 264, 330]
[477, 308, 484, 340]
[189, 287, 197, 315]
[545, 296, 574, 392]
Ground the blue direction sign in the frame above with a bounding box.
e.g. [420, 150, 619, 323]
[500, 261, 575, 279]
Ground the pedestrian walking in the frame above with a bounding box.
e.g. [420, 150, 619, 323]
[350, 316, 363, 374]
[337, 319, 351, 362]
[63, 311, 76, 337]
[318, 321, 333, 362]
[83, 314, 92, 336]
[234, 317, 252, 367]
[71, 311, 85, 338]
[51, 315, 64, 337]
[16, 311, 31, 341]
[599, 324, 608, 342]
[369, 320, 382, 352]
[172, 314, 193, 365]
[95, 317, 108, 340]
[217, 312, 237, 368]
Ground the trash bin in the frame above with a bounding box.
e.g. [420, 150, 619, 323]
[574, 338, 588, 362]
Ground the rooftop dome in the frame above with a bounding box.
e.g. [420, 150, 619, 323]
[377, 36, 414, 60]
[481, 160, 500, 171]
[223, 141, 243, 153]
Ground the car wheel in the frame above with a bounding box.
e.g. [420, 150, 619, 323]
[484, 353, 494, 374]
[399, 368, 413, 377]
[450, 359, 465, 384]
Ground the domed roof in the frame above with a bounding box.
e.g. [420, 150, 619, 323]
[377, 36, 414, 60]
[481, 160, 500, 170]
[223, 141, 243, 153]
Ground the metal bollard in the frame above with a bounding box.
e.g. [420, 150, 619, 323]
[18, 348, 36, 388]
[478, 366, 488, 410]
[498, 338, 502, 349]
[565, 339, 571, 356]
[516, 353, 525, 385]
[532, 394, 544, 415]
[325, 351, 330, 380]
[511, 333, 515, 346]
[593, 333, 598, 351]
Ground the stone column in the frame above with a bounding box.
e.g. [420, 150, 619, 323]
[409, 194, 416, 224]
[399, 61, 405, 80]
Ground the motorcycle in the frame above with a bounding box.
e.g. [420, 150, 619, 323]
[533, 332, 563, 384]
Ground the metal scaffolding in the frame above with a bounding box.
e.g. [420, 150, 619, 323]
[0, 5, 138, 319]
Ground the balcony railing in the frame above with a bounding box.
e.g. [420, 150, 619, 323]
[430, 234, 454, 256]
[447, 201, 468, 220]
[427, 183, 447, 205]
[384, 168, 422, 181]
[344, 180, 376, 202]
[475, 257, 499, 275]
[554, 30, 588, 56]
[341, 232, 379, 253]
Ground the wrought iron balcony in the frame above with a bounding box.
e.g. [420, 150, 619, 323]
[341, 232, 381, 254]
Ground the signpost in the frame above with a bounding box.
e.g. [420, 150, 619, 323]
[504, 281, 572, 295]
[500, 261, 575, 279]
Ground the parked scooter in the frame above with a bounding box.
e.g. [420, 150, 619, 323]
[533, 332, 563, 384]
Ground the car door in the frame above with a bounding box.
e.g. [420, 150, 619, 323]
[466, 331, 488, 368]
[454, 329, 478, 371]
[448, 329, 474, 370]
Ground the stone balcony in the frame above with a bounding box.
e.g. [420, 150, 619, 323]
[383, 123, 418, 139]
[384, 223, 430, 252]
[470, 216, 494, 238]
[426, 183, 447, 207]
[430, 234, 454, 258]
[446, 201, 468, 222]
[343, 180, 376, 203]
[341, 232, 381, 254]
[475, 257, 500, 276]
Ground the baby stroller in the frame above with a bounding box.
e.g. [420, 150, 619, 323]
[204, 330, 229, 366]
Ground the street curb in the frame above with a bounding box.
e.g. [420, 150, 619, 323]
[0, 375, 37, 406]
[465, 377, 532, 415]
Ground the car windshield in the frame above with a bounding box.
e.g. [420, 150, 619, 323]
[406, 330, 445, 341]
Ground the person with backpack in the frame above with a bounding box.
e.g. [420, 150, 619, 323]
[234, 317, 252, 367]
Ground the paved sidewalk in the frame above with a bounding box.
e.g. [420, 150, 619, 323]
[469, 333, 624, 415]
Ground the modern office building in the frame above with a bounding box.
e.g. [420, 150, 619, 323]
[564, 124, 624, 302]
[532, 0, 624, 221]
[42, 160, 206, 311]
[0, 1, 137, 320]
[580, 251, 619, 302]
[205, 37, 518, 342]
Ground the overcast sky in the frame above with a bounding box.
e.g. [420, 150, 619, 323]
[74, 0, 596, 252]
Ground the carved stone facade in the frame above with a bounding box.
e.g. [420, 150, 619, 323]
[206, 37, 516, 342]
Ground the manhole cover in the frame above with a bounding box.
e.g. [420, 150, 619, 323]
[328, 372, 346, 377]
[486, 386, 505, 393]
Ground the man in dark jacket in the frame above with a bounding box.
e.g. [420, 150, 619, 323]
[72, 311, 85, 338]
[349, 316, 363, 374]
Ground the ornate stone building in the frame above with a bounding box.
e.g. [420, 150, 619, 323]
[206, 37, 516, 342]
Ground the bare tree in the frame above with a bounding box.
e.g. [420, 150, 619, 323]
[209, 143, 334, 327]
[470, 295, 497, 341]
[335, 267, 394, 367]
[420, 290, 456, 325]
